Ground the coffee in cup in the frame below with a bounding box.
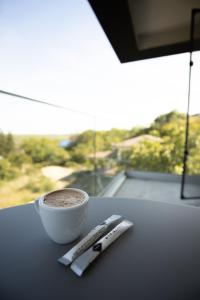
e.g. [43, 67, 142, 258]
[43, 189, 85, 208]
[34, 188, 89, 244]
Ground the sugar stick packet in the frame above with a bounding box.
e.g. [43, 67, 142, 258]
[71, 220, 133, 276]
[58, 215, 121, 266]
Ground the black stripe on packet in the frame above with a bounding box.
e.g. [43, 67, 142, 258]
[93, 243, 102, 252]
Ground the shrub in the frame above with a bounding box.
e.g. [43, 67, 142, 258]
[8, 151, 32, 167]
[0, 158, 18, 180]
[22, 137, 69, 165]
[25, 175, 54, 193]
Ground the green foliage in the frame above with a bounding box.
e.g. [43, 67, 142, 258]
[121, 111, 200, 175]
[25, 175, 54, 193]
[95, 158, 117, 170]
[187, 135, 200, 174]
[2, 110, 200, 210]
[76, 128, 129, 152]
[1, 110, 200, 184]
[21, 137, 69, 165]
[69, 144, 88, 163]
[0, 158, 18, 180]
[8, 151, 32, 167]
[108, 128, 130, 144]
[0, 132, 15, 157]
[129, 140, 173, 173]
[129, 127, 146, 138]
[152, 110, 185, 130]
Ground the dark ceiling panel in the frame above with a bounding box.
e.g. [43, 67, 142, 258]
[88, 0, 200, 63]
[88, 0, 138, 63]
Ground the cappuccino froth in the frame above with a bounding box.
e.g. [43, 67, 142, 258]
[44, 189, 85, 208]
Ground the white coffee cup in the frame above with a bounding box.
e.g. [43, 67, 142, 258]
[34, 188, 89, 244]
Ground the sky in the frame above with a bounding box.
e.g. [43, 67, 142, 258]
[0, 0, 200, 134]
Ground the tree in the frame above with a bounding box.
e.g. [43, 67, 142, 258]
[5, 133, 15, 154]
[129, 140, 173, 173]
[152, 110, 185, 130]
[0, 158, 18, 180]
[21, 137, 69, 165]
[0, 132, 15, 157]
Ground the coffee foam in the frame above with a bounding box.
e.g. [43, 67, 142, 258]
[44, 189, 85, 208]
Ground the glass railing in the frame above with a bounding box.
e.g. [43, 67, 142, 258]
[0, 92, 127, 208]
[1, 88, 200, 209]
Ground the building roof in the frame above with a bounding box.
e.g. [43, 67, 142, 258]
[114, 134, 162, 148]
[88, 150, 112, 159]
[88, 0, 200, 63]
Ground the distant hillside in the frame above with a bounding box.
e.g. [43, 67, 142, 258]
[14, 134, 75, 145]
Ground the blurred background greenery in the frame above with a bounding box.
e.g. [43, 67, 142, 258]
[0, 110, 199, 208]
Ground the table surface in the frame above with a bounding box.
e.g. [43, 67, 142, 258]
[1, 197, 200, 300]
